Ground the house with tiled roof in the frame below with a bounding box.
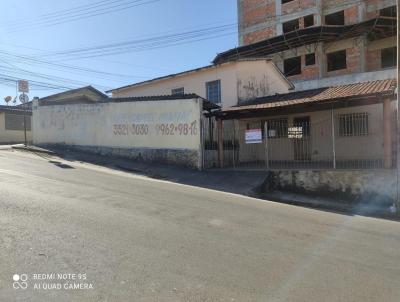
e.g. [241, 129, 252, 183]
[206, 79, 397, 171]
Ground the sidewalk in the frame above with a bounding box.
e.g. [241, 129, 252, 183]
[0, 144, 24, 150]
[10, 145, 399, 220]
[23, 145, 268, 197]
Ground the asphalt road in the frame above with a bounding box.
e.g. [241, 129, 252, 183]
[0, 150, 399, 302]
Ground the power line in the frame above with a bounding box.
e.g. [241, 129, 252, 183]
[32, 24, 238, 60]
[7, 0, 161, 32]
[0, 64, 112, 91]
[0, 50, 150, 80]
[0, 74, 75, 91]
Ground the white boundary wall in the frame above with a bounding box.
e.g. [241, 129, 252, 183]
[32, 98, 203, 169]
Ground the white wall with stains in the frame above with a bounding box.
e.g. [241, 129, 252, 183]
[32, 98, 204, 168]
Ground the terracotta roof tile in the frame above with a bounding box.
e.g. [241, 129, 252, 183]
[224, 79, 396, 113]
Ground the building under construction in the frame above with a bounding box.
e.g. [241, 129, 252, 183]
[218, 0, 397, 91]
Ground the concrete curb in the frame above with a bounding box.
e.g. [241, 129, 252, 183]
[262, 191, 400, 221]
[12, 145, 59, 156]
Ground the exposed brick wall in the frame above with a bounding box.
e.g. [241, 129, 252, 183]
[282, 0, 316, 15]
[346, 47, 361, 72]
[344, 6, 359, 24]
[366, 9, 379, 19]
[324, 0, 356, 9]
[366, 49, 381, 71]
[286, 67, 319, 81]
[277, 54, 320, 82]
[301, 64, 319, 80]
[238, 0, 388, 79]
[243, 27, 276, 44]
[241, 0, 275, 28]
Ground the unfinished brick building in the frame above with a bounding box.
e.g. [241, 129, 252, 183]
[217, 0, 397, 90]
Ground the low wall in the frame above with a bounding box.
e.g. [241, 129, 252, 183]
[41, 144, 200, 168]
[33, 98, 203, 169]
[264, 169, 396, 206]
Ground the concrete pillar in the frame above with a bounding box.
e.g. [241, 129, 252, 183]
[316, 0, 323, 25]
[359, 35, 367, 73]
[316, 43, 325, 79]
[275, 0, 283, 36]
[383, 99, 393, 169]
[217, 119, 224, 168]
[358, 1, 366, 22]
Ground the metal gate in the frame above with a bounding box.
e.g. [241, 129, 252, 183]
[203, 116, 386, 170]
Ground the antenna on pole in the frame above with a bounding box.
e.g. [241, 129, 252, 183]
[4, 96, 12, 106]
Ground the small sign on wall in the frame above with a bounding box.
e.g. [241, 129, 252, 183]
[288, 127, 303, 139]
[245, 129, 262, 144]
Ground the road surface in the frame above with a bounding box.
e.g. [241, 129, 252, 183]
[0, 150, 399, 302]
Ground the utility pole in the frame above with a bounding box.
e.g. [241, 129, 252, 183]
[23, 101, 27, 147]
[17, 80, 29, 147]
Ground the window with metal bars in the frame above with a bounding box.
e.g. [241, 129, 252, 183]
[266, 118, 288, 138]
[171, 87, 184, 95]
[5, 114, 31, 131]
[338, 113, 368, 136]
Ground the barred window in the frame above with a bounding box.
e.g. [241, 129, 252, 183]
[266, 118, 288, 138]
[338, 113, 368, 136]
[171, 87, 184, 95]
[5, 114, 31, 131]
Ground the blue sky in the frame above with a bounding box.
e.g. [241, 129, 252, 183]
[0, 0, 237, 104]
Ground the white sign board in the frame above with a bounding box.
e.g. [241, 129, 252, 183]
[245, 129, 263, 144]
[18, 80, 29, 93]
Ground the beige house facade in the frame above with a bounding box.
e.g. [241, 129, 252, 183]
[234, 102, 392, 167]
[209, 79, 396, 170]
[108, 59, 294, 108]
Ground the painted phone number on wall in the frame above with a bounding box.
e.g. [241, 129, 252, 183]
[113, 122, 198, 136]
